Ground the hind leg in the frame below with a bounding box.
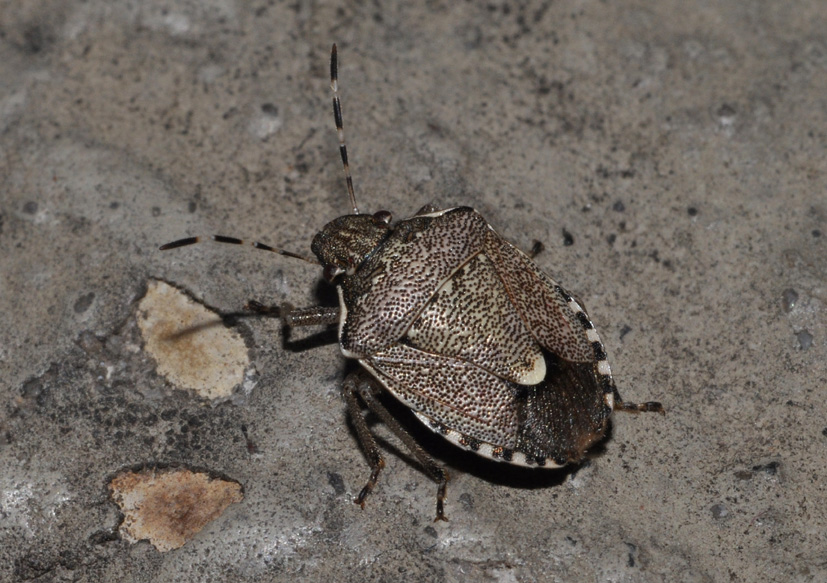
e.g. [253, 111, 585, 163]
[343, 371, 450, 521]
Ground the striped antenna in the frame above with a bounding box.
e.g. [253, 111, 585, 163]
[330, 44, 359, 214]
[159, 235, 320, 265]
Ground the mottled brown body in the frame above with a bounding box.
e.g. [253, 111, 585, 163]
[312, 205, 633, 469]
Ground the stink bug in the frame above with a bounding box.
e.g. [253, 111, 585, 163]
[161, 44, 663, 520]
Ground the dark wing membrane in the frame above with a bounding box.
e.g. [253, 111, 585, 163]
[405, 253, 545, 385]
[513, 348, 612, 463]
[484, 231, 593, 363]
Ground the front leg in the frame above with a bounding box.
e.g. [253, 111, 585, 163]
[246, 300, 340, 328]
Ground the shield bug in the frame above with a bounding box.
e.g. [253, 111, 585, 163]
[161, 44, 664, 521]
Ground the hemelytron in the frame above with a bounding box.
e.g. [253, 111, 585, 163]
[161, 44, 664, 520]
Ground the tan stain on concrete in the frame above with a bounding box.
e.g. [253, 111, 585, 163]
[109, 468, 243, 552]
[137, 279, 248, 400]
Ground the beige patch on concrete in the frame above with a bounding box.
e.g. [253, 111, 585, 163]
[137, 279, 248, 400]
[109, 468, 244, 552]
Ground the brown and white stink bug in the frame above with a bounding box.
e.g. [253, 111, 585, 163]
[161, 44, 663, 521]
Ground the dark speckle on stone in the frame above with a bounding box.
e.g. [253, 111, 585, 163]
[423, 525, 438, 538]
[458, 492, 474, 511]
[796, 330, 813, 351]
[562, 228, 574, 246]
[752, 461, 779, 475]
[73, 292, 95, 314]
[734, 470, 753, 480]
[76, 331, 104, 355]
[89, 528, 119, 545]
[625, 542, 637, 567]
[327, 471, 345, 495]
[151, 206, 161, 217]
[687, 206, 698, 217]
[24, 27, 45, 54]
[812, 229, 821, 238]
[23, 201, 39, 214]
[261, 103, 278, 116]
[612, 200, 625, 212]
[781, 288, 798, 313]
[619, 325, 632, 341]
[711, 504, 728, 519]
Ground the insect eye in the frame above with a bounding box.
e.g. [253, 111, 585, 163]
[323, 263, 345, 282]
[373, 210, 393, 224]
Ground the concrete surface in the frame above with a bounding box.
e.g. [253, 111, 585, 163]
[1, 1, 825, 581]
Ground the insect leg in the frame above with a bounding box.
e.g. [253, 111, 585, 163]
[348, 372, 450, 522]
[342, 373, 386, 511]
[528, 240, 544, 258]
[612, 388, 665, 414]
[245, 301, 339, 328]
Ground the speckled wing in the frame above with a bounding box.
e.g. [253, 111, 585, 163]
[361, 343, 522, 448]
[340, 208, 490, 357]
[339, 207, 589, 368]
[405, 252, 545, 385]
[483, 231, 593, 364]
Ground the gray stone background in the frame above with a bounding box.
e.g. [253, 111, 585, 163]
[1, 1, 825, 581]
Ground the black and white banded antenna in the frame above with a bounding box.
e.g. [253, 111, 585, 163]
[159, 235, 319, 265]
[330, 43, 359, 215]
